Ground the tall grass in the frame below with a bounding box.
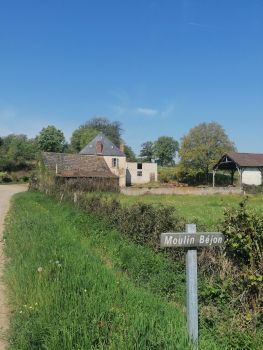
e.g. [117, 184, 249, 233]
[4, 192, 262, 349]
[4, 192, 191, 349]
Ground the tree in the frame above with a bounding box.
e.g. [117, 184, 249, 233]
[124, 145, 136, 162]
[139, 141, 155, 162]
[70, 117, 123, 152]
[70, 126, 98, 152]
[7, 135, 36, 162]
[37, 126, 65, 152]
[179, 122, 236, 183]
[154, 136, 179, 166]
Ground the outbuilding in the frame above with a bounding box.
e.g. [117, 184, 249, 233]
[213, 152, 263, 187]
[42, 152, 119, 192]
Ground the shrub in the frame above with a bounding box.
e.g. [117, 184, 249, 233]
[0, 171, 12, 183]
[158, 167, 179, 183]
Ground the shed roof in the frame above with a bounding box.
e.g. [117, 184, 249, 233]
[42, 152, 117, 178]
[214, 152, 263, 170]
[79, 133, 126, 157]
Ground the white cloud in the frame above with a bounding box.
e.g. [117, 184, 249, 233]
[135, 107, 159, 116]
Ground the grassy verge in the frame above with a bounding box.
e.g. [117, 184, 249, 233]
[4, 192, 262, 349]
[4, 192, 191, 349]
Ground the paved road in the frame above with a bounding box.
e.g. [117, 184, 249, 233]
[0, 184, 28, 349]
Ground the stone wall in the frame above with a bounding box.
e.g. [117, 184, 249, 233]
[121, 186, 243, 196]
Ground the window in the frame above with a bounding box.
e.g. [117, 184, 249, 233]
[112, 158, 119, 168]
[137, 171, 142, 176]
[137, 163, 142, 169]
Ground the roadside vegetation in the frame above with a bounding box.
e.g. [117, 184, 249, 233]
[5, 192, 190, 349]
[5, 189, 263, 349]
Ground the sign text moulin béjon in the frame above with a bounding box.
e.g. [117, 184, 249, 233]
[160, 232, 224, 248]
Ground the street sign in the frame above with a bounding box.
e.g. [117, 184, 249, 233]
[160, 232, 224, 248]
[160, 224, 224, 350]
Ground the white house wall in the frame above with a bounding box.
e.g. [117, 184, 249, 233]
[126, 162, 158, 185]
[242, 168, 262, 185]
[103, 155, 127, 187]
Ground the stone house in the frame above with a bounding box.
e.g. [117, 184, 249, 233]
[80, 133, 158, 187]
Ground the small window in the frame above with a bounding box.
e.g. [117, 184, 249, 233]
[137, 171, 142, 176]
[137, 163, 142, 170]
[112, 158, 119, 168]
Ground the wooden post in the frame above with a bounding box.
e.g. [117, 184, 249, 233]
[186, 224, 198, 349]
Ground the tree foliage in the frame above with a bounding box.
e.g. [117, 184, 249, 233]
[70, 126, 98, 152]
[179, 122, 235, 182]
[70, 117, 122, 152]
[154, 136, 179, 166]
[0, 134, 37, 170]
[124, 145, 137, 162]
[139, 141, 155, 162]
[37, 125, 65, 152]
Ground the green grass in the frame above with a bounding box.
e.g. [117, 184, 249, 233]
[98, 193, 263, 229]
[4, 192, 192, 350]
[4, 192, 262, 349]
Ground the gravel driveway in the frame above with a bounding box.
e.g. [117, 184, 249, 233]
[0, 184, 28, 349]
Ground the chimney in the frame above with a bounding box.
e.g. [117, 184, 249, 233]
[120, 143, 125, 153]
[96, 140, 103, 154]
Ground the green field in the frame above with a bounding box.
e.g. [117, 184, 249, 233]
[106, 193, 263, 229]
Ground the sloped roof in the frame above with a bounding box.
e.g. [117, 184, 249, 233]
[42, 152, 118, 178]
[214, 152, 263, 170]
[79, 133, 126, 157]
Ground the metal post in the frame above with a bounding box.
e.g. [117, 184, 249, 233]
[186, 224, 198, 349]
[212, 170, 215, 188]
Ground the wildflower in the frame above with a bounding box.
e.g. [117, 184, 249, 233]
[29, 306, 33, 310]
[19, 310, 23, 314]
[55, 260, 60, 264]
[37, 267, 43, 273]
[35, 302, 38, 306]
[57, 263, 62, 268]
[84, 289, 87, 293]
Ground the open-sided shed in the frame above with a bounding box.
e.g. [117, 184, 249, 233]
[213, 152, 263, 187]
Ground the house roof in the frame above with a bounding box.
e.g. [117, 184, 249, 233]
[79, 133, 126, 157]
[214, 152, 263, 170]
[42, 152, 118, 178]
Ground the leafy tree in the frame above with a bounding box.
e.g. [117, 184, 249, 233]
[70, 117, 122, 152]
[86, 117, 122, 146]
[124, 145, 136, 162]
[139, 141, 155, 162]
[154, 136, 179, 166]
[0, 134, 37, 171]
[179, 122, 236, 183]
[70, 126, 98, 152]
[37, 126, 65, 152]
[7, 135, 36, 162]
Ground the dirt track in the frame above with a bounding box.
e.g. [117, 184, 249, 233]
[0, 184, 28, 349]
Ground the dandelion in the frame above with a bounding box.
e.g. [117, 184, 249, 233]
[37, 267, 43, 273]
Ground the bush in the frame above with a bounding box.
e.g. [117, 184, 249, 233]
[158, 167, 179, 183]
[243, 184, 263, 194]
[222, 199, 263, 298]
[0, 171, 12, 183]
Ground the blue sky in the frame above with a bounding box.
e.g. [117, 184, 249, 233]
[0, 0, 263, 154]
